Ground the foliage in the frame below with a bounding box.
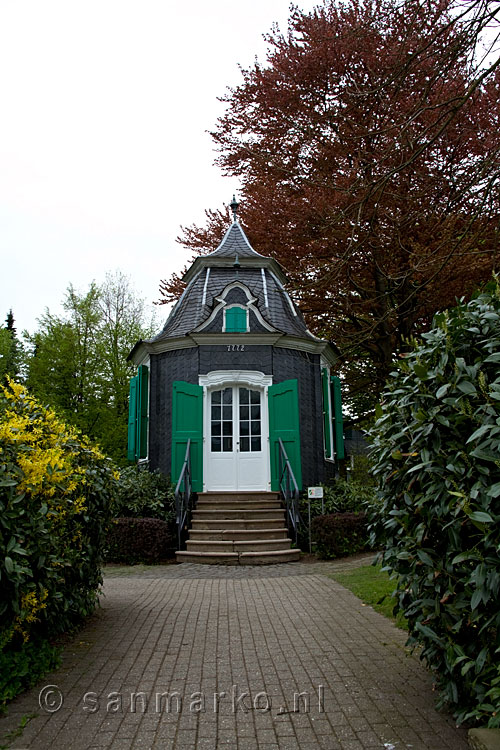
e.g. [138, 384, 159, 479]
[311, 512, 370, 559]
[300, 478, 375, 520]
[105, 518, 176, 564]
[113, 466, 175, 522]
[329, 564, 407, 630]
[25, 272, 156, 463]
[161, 0, 500, 419]
[0, 311, 23, 383]
[0, 379, 116, 660]
[0, 637, 60, 712]
[347, 454, 375, 487]
[368, 282, 500, 726]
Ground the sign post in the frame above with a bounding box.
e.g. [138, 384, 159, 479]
[307, 487, 325, 553]
[308, 486, 324, 514]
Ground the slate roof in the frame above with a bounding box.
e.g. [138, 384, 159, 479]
[151, 220, 317, 342]
[207, 222, 266, 259]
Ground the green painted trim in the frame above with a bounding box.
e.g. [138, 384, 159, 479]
[127, 375, 138, 461]
[331, 375, 345, 460]
[322, 367, 332, 458]
[137, 364, 149, 460]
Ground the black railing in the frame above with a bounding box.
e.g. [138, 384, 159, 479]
[278, 438, 301, 544]
[174, 439, 195, 550]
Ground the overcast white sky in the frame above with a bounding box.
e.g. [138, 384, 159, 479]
[0, 0, 316, 336]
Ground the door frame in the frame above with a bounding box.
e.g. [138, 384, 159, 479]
[199, 370, 273, 492]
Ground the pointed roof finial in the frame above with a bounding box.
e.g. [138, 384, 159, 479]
[230, 194, 239, 222]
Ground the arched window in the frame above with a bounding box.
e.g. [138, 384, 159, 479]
[224, 305, 248, 333]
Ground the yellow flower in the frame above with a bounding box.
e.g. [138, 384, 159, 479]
[2, 378, 25, 401]
[73, 496, 87, 514]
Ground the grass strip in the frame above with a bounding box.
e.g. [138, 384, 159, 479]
[328, 564, 408, 630]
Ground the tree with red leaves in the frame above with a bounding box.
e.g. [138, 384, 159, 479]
[159, 0, 500, 419]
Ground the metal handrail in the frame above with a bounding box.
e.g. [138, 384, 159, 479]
[174, 439, 194, 550]
[277, 438, 301, 544]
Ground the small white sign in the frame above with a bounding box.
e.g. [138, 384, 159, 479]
[308, 486, 324, 499]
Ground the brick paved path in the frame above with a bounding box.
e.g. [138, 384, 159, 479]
[1, 555, 469, 750]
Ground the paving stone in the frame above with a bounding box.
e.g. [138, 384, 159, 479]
[0, 556, 470, 749]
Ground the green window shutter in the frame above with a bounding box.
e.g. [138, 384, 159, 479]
[321, 367, 332, 458]
[225, 306, 247, 332]
[268, 379, 302, 491]
[127, 375, 138, 461]
[137, 364, 149, 460]
[171, 381, 203, 492]
[331, 375, 345, 460]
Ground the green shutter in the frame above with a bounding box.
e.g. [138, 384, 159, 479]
[127, 366, 149, 462]
[172, 381, 203, 492]
[137, 364, 149, 459]
[225, 306, 247, 332]
[331, 375, 345, 460]
[127, 375, 138, 461]
[321, 367, 332, 458]
[268, 379, 302, 491]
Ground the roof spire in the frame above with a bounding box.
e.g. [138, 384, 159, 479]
[230, 194, 240, 222]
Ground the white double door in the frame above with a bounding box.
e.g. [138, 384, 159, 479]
[205, 384, 269, 491]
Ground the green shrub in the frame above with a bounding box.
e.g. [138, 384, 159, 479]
[299, 478, 375, 522]
[368, 283, 500, 726]
[348, 454, 375, 486]
[0, 379, 116, 707]
[0, 637, 61, 710]
[105, 518, 176, 564]
[113, 465, 175, 521]
[311, 512, 370, 559]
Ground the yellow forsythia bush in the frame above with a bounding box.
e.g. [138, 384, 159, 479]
[0, 379, 116, 649]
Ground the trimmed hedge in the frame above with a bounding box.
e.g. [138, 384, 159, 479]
[105, 518, 176, 564]
[311, 512, 370, 559]
[114, 466, 175, 521]
[368, 283, 500, 726]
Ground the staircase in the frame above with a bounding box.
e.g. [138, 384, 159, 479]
[175, 492, 301, 565]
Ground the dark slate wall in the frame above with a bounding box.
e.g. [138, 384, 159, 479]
[199, 345, 273, 375]
[272, 347, 327, 487]
[149, 343, 330, 488]
[225, 288, 249, 304]
[149, 347, 199, 475]
[203, 310, 224, 333]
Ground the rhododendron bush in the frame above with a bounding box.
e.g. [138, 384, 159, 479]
[368, 283, 500, 726]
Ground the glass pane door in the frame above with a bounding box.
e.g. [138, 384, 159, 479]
[205, 383, 268, 491]
[210, 387, 233, 452]
[238, 388, 261, 452]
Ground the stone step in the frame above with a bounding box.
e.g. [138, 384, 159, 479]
[191, 518, 285, 530]
[197, 492, 280, 502]
[195, 499, 281, 510]
[176, 490, 297, 566]
[175, 548, 301, 565]
[192, 509, 285, 521]
[186, 538, 292, 553]
[189, 527, 289, 541]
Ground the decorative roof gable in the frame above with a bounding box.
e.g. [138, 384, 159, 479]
[128, 203, 335, 363]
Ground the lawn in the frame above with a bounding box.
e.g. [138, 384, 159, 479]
[329, 564, 408, 630]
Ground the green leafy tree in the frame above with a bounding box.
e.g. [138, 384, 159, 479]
[161, 0, 500, 420]
[25, 273, 155, 462]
